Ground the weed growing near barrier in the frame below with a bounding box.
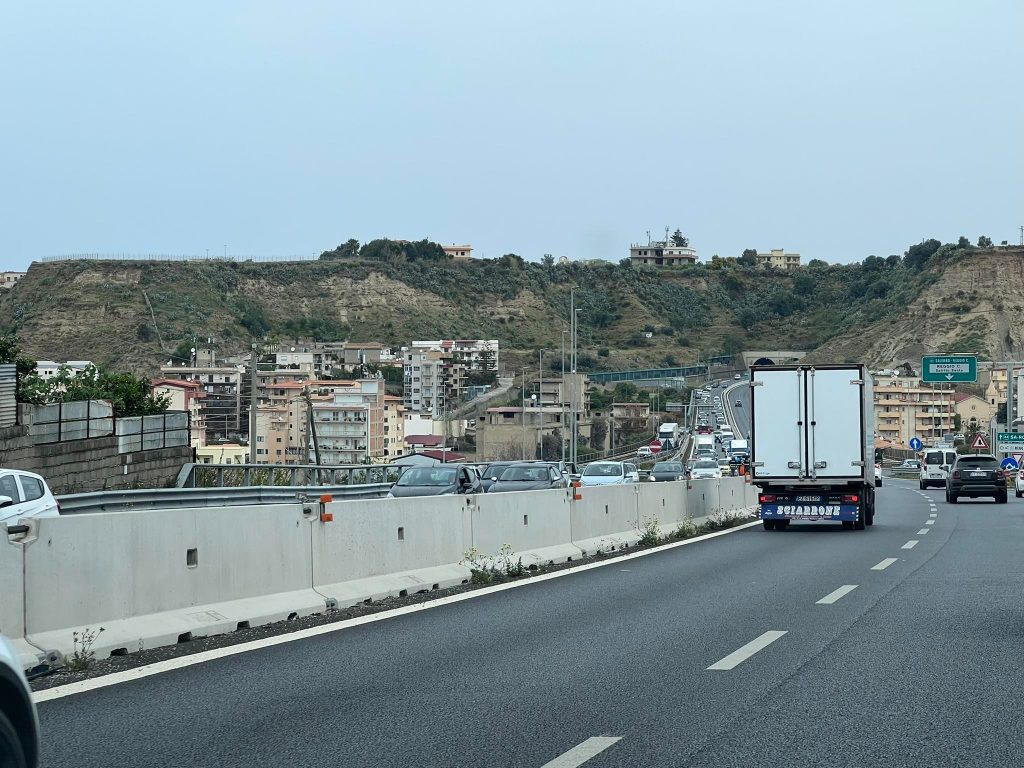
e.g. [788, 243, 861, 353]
[637, 516, 661, 547]
[638, 509, 754, 548]
[462, 543, 527, 584]
[67, 626, 105, 671]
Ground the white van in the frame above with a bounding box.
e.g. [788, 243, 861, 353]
[920, 448, 959, 489]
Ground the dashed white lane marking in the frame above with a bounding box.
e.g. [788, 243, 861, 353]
[917, 528, 930, 535]
[816, 585, 858, 604]
[541, 737, 623, 767]
[929, 513, 937, 518]
[925, 520, 935, 525]
[902, 540, 919, 549]
[708, 630, 788, 670]
[871, 558, 898, 570]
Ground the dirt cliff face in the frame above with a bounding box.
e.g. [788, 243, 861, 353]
[808, 249, 1024, 367]
[4, 248, 1020, 375]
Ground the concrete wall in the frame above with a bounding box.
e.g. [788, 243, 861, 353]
[0, 422, 191, 494]
[3, 478, 758, 668]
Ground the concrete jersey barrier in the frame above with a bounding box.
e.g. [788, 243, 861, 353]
[4, 478, 758, 668]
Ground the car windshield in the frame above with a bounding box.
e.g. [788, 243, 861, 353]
[583, 463, 622, 477]
[957, 457, 997, 468]
[396, 468, 458, 486]
[695, 460, 718, 469]
[482, 463, 511, 478]
[499, 466, 550, 481]
[653, 463, 682, 472]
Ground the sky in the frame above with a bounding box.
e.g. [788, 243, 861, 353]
[1, 1, 1021, 271]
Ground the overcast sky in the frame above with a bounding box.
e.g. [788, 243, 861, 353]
[1, 1, 1021, 271]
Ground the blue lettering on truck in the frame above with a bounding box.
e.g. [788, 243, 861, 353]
[759, 497, 859, 521]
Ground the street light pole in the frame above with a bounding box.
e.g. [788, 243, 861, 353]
[561, 330, 566, 462]
[570, 288, 577, 466]
[521, 366, 529, 460]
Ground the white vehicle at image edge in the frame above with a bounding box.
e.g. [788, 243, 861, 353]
[874, 462, 883, 486]
[579, 461, 639, 486]
[0, 469, 59, 525]
[0, 635, 40, 768]
[1016, 469, 1024, 498]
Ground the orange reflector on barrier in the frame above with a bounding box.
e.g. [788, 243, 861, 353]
[320, 511, 334, 523]
[319, 494, 333, 503]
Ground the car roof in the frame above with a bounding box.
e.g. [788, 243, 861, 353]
[955, 454, 996, 460]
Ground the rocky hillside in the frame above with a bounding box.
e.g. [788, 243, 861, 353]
[2, 244, 1018, 374]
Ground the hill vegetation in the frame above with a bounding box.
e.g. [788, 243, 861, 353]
[0, 235, 1014, 375]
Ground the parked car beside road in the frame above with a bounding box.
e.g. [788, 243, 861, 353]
[487, 463, 568, 493]
[387, 465, 482, 498]
[0, 469, 59, 525]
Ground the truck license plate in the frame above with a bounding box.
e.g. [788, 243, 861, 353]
[794, 495, 822, 503]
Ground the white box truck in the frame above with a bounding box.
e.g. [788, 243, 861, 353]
[750, 364, 876, 531]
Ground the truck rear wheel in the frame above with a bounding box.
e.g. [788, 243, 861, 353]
[762, 520, 775, 531]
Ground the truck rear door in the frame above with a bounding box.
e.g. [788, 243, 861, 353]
[807, 368, 865, 479]
[752, 368, 805, 479]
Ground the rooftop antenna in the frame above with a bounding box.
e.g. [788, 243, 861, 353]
[665, 226, 670, 245]
[646, 230, 651, 246]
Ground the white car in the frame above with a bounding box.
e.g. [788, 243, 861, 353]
[0, 634, 40, 767]
[580, 461, 639, 486]
[636, 446, 654, 459]
[0, 469, 59, 525]
[874, 462, 883, 486]
[920, 448, 958, 489]
[1016, 469, 1024, 498]
[690, 458, 723, 480]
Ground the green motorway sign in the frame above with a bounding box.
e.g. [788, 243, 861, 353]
[921, 355, 977, 383]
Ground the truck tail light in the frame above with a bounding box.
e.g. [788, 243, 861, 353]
[759, 494, 776, 503]
[952, 470, 960, 479]
[842, 494, 859, 503]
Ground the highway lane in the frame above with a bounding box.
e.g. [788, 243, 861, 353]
[35, 478, 1024, 767]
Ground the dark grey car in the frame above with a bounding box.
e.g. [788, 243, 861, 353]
[479, 461, 517, 493]
[945, 454, 1007, 503]
[387, 465, 481, 498]
[488, 463, 568, 493]
[648, 461, 685, 482]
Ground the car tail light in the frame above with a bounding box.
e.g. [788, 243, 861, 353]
[952, 470, 960, 479]
[759, 494, 776, 503]
[842, 494, 859, 503]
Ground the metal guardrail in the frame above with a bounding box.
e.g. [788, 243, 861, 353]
[56, 483, 393, 515]
[175, 462, 402, 488]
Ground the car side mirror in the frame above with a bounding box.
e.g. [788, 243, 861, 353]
[491, 476, 498, 482]
[0, 495, 12, 509]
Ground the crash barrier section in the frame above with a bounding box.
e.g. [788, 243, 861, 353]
[7, 479, 757, 667]
[0, 531, 34, 668]
[19, 504, 324, 663]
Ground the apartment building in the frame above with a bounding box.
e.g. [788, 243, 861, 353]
[309, 379, 385, 465]
[403, 348, 467, 419]
[408, 339, 499, 372]
[756, 248, 801, 270]
[383, 395, 405, 459]
[873, 375, 956, 447]
[160, 357, 245, 440]
[151, 378, 207, 448]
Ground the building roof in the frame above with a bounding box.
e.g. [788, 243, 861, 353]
[415, 449, 466, 462]
[151, 378, 203, 390]
[406, 434, 444, 446]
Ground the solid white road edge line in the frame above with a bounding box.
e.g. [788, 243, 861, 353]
[816, 585, 858, 605]
[902, 540, 919, 549]
[871, 558, 898, 571]
[707, 630, 787, 670]
[33, 517, 762, 703]
[541, 736, 623, 768]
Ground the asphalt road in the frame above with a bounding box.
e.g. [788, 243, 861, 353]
[35, 478, 1024, 767]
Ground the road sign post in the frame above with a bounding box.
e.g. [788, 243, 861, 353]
[921, 355, 978, 383]
[971, 433, 990, 452]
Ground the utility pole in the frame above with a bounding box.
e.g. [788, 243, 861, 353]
[570, 288, 577, 466]
[521, 367, 529, 460]
[1008, 363, 1015, 434]
[561, 330, 566, 462]
[303, 391, 322, 465]
[248, 342, 259, 462]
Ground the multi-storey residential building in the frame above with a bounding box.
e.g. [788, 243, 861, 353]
[982, 366, 1024, 411]
[403, 347, 467, 419]
[476, 405, 600, 461]
[151, 378, 207, 448]
[873, 375, 956, 447]
[756, 248, 801, 270]
[383, 395, 405, 459]
[0, 271, 26, 288]
[309, 379, 385, 465]
[629, 238, 698, 267]
[160, 355, 245, 441]
[408, 339, 499, 372]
